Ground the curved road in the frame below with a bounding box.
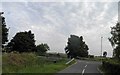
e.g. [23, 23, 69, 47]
[56, 60, 102, 75]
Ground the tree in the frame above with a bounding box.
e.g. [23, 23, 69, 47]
[103, 51, 107, 58]
[1, 12, 8, 47]
[108, 22, 120, 59]
[65, 35, 89, 58]
[7, 30, 36, 52]
[36, 43, 50, 55]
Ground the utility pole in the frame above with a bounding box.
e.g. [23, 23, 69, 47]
[101, 37, 103, 62]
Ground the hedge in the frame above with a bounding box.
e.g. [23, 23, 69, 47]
[102, 59, 120, 75]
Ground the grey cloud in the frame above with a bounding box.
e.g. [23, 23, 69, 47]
[2, 2, 118, 57]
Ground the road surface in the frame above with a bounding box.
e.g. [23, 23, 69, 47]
[56, 60, 102, 75]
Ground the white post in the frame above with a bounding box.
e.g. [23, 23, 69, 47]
[101, 37, 103, 57]
[101, 37, 103, 62]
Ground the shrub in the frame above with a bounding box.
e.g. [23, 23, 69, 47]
[102, 59, 120, 75]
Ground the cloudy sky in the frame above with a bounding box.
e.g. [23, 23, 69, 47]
[1, 1, 119, 57]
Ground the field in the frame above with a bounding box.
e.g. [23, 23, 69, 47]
[2, 52, 75, 74]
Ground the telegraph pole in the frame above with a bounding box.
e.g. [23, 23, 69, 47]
[101, 37, 103, 62]
[101, 37, 103, 56]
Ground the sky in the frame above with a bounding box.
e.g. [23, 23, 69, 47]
[1, 1, 119, 57]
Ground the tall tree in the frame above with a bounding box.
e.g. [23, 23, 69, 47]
[7, 30, 36, 52]
[65, 35, 89, 58]
[1, 12, 8, 46]
[108, 22, 120, 59]
[36, 43, 50, 55]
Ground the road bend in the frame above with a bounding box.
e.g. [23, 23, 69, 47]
[56, 60, 102, 75]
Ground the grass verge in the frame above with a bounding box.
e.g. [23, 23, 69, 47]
[2, 53, 76, 74]
[0, 54, 2, 74]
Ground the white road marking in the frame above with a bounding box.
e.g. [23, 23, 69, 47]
[82, 69, 85, 75]
[81, 65, 87, 75]
[85, 65, 87, 68]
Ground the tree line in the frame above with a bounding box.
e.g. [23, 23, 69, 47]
[1, 12, 49, 55]
[1, 12, 120, 59]
[1, 12, 89, 57]
[109, 22, 120, 60]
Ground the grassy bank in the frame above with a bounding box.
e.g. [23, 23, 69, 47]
[0, 54, 2, 73]
[2, 53, 75, 74]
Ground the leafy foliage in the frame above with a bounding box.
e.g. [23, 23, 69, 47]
[7, 30, 36, 52]
[109, 22, 120, 59]
[103, 51, 107, 57]
[1, 12, 8, 45]
[65, 35, 89, 58]
[36, 43, 50, 55]
[102, 59, 120, 74]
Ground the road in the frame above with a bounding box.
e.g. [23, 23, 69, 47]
[56, 60, 102, 75]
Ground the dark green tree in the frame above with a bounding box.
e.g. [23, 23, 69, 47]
[108, 22, 120, 59]
[103, 51, 107, 58]
[7, 30, 36, 52]
[1, 12, 8, 46]
[36, 43, 50, 55]
[65, 35, 89, 58]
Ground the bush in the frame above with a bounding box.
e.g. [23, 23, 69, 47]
[102, 59, 120, 75]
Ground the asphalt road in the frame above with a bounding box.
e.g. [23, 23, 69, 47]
[56, 60, 102, 75]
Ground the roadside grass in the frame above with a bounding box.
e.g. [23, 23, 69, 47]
[0, 53, 2, 62]
[2, 53, 37, 73]
[0, 54, 2, 73]
[0, 58, 1, 63]
[17, 60, 67, 73]
[0, 54, 1, 61]
[2, 52, 76, 74]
